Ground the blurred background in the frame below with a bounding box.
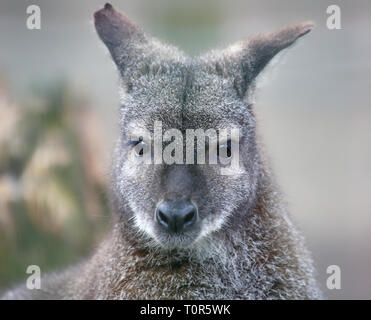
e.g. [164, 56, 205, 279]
[0, 0, 370, 299]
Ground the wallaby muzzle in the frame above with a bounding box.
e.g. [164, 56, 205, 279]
[156, 199, 198, 233]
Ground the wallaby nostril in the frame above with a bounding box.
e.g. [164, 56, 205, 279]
[157, 209, 169, 228]
[183, 209, 196, 226]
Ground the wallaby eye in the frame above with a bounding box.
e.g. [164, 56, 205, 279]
[135, 141, 146, 157]
[218, 139, 233, 163]
[128, 137, 148, 157]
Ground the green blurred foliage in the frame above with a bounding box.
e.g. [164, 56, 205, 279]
[0, 79, 111, 290]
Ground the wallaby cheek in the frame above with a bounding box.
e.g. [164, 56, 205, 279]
[193, 165, 246, 238]
[133, 211, 157, 239]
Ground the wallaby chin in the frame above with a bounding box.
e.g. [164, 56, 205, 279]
[2, 4, 322, 300]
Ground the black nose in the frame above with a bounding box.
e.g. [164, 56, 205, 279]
[156, 199, 198, 233]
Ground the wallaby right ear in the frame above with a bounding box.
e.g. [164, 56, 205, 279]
[94, 3, 146, 69]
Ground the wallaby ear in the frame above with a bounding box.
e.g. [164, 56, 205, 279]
[94, 3, 146, 69]
[209, 22, 314, 99]
[247, 22, 314, 80]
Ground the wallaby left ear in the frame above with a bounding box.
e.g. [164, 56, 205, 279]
[211, 22, 314, 98]
[247, 22, 314, 80]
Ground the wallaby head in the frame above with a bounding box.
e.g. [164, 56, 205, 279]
[94, 3, 313, 250]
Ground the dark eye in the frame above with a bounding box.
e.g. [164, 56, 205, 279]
[218, 139, 232, 161]
[135, 142, 145, 157]
[128, 137, 148, 157]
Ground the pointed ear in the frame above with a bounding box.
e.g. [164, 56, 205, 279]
[207, 22, 314, 99]
[247, 22, 314, 79]
[94, 3, 146, 69]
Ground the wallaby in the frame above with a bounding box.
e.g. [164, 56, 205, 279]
[2, 3, 322, 299]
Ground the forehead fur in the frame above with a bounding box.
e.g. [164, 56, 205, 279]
[119, 58, 253, 133]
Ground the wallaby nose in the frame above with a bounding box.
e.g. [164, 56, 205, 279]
[156, 199, 198, 233]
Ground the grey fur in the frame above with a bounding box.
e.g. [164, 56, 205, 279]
[1, 3, 322, 300]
